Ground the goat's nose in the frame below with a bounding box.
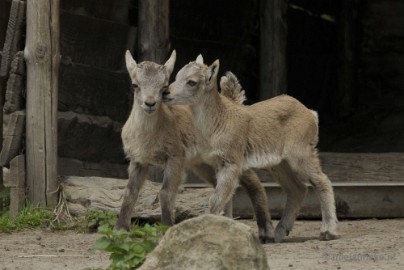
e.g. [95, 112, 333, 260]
[145, 101, 156, 107]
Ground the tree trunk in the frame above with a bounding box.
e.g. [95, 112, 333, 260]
[25, 0, 59, 207]
[259, 0, 288, 100]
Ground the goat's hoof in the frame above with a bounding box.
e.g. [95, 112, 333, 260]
[320, 231, 338, 241]
[274, 226, 289, 243]
[259, 235, 275, 244]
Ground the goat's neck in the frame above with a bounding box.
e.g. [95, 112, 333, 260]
[129, 103, 166, 132]
[191, 86, 224, 137]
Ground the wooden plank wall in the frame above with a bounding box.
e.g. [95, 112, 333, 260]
[57, 0, 132, 177]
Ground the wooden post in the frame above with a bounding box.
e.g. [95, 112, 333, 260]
[138, 0, 170, 63]
[337, 0, 358, 117]
[24, 0, 60, 207]
[259, 0, 288, 100]
[138, 0, 170, 182]
[3, 155, 26, 218]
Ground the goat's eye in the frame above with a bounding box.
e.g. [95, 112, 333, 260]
[132, 84, 138, 89]
[187, 80, 197, 87]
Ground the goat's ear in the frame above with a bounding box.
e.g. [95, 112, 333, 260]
[207, 59, 220, 87]
[164, 50, 176, 76]
[196, 54, 204, 64]
[125, 50, 137, 71]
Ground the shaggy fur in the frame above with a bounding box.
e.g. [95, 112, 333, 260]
[163, 55, 338, 242]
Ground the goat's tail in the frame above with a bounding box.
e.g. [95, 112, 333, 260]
[220, 71, 246, 105]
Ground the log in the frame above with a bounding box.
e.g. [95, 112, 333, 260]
[0, 110, 25, 166]
[25, 0, 59, 207]
[62, 175, 404, 220]
[259, 0, 288, 100]
[62, 176, 213, 222]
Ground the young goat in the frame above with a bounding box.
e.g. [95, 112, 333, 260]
[116, 51, 273, 243]
[163, 55, 338, 242]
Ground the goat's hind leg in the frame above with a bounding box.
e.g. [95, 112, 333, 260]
[292, 154, 338, 241]
[159, 158, 186, 225]
[115, 161, 149, 230]
[270, 161, 308, 243]
[191, 163, 233, 218]
[240, 169, 274, 244]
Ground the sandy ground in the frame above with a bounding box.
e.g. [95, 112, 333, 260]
[0, 219, 403, 270]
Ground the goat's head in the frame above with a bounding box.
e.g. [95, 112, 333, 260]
[125, 50, 176, 114]
[163, 54, 219, 106]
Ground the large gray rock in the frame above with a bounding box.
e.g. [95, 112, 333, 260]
[139, 214, 270, 270]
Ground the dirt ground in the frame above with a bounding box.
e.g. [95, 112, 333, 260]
[0, 219, 403, 270]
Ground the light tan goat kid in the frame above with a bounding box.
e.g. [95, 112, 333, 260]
[163, 55, 338, 242]
[116, 51, 274, 243]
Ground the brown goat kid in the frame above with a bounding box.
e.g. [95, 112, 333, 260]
[116, 51, 273, 243]
[163, 55, 338, 242]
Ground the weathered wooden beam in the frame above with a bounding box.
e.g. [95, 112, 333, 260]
[259, 0, 288, 100]
[0, 110, 25, 166]
[138, 0, 170, 63]
[256, 152, 404, 184]
[4, 52, 24, 113]
[4, 155, 26, 218]
[0, 0, 25, 77]
[25, 0, 59, 207]
[3, 154, 25, 188]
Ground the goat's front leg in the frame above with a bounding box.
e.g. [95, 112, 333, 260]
[209, 160, 240, 215]
[115, 161, 149, 230]
[191, 162, 233, 218]
[159, 158, 186, 225]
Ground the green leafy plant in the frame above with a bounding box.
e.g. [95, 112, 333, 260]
[85, 210, 118, 231]
[93, 223, 169, 270]
[0, 205, 53, 233]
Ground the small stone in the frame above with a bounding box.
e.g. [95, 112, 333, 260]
[288, 264, 293, 267]
[36, 236, 42, 241]
[58, 248, 65, 252]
